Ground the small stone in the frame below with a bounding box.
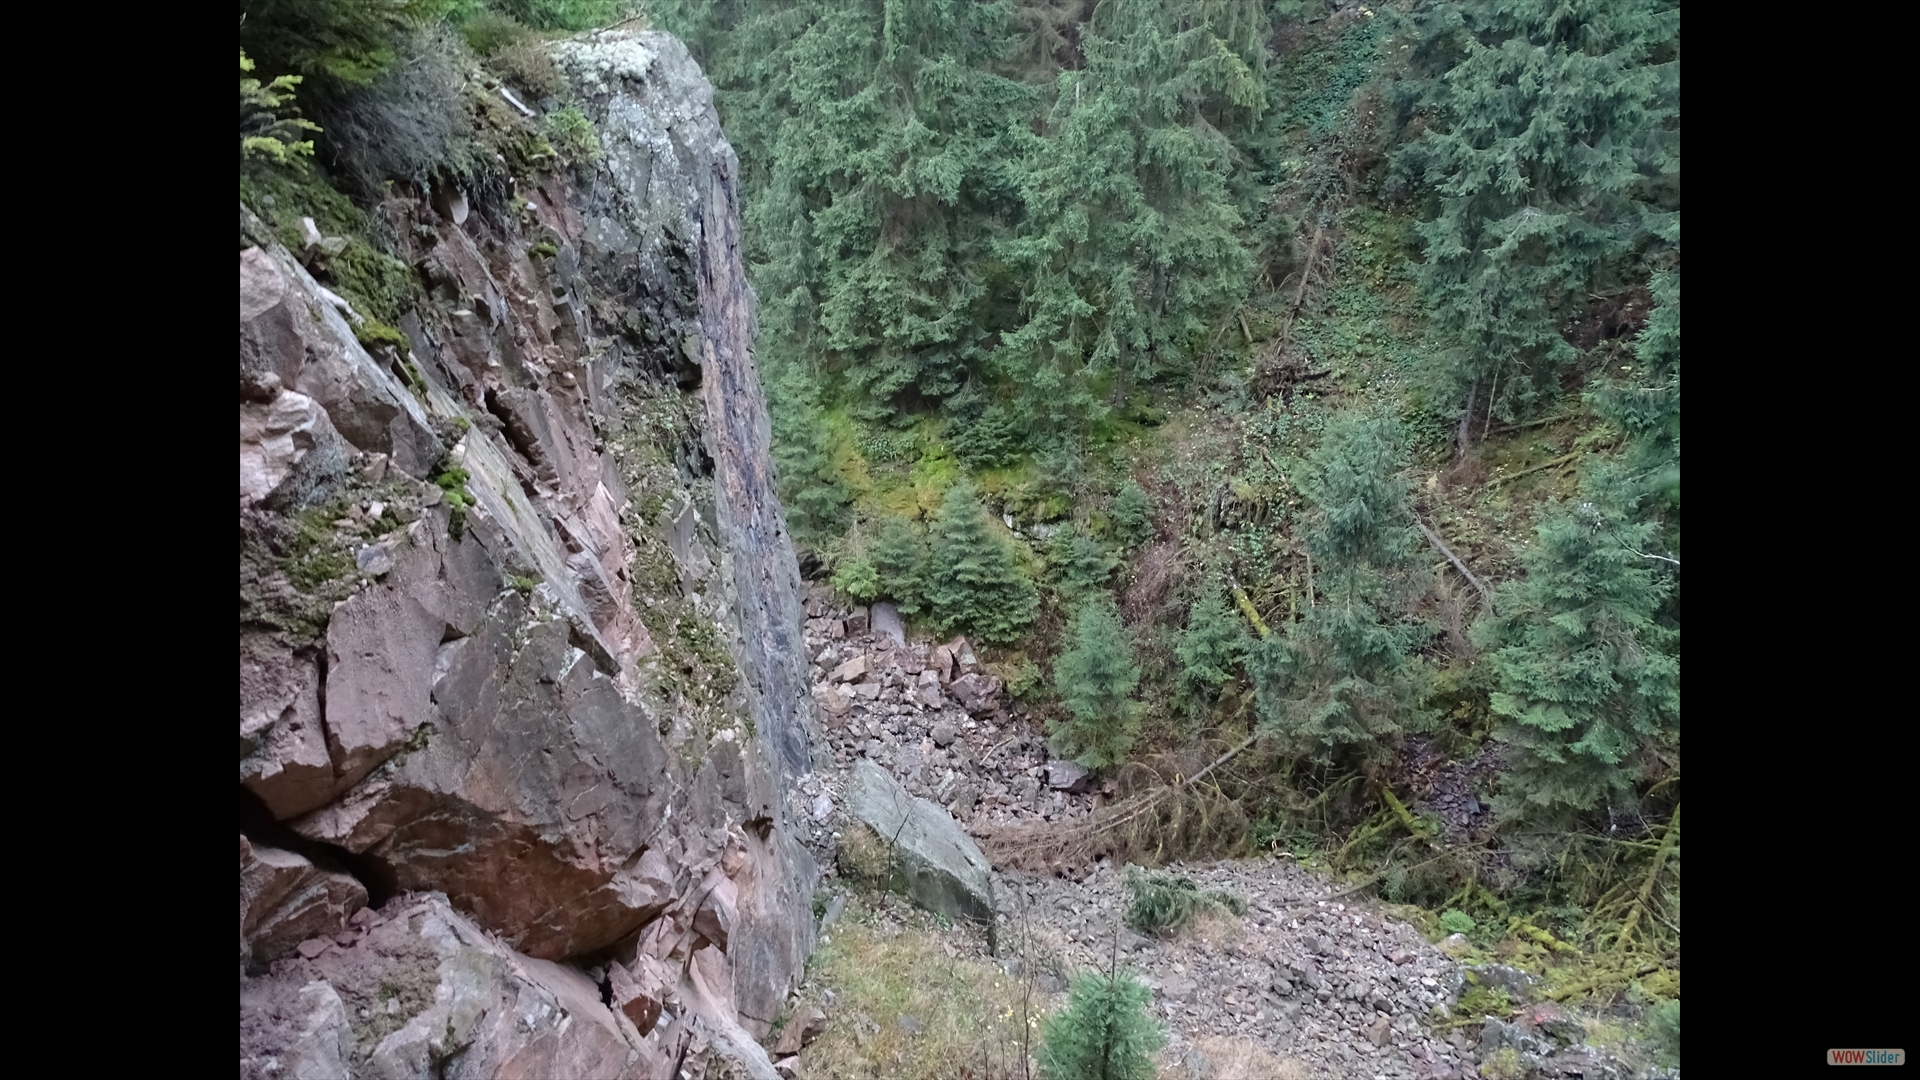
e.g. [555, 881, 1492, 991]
[831, 656, 869, 683]
[930, 721, 957, 747]
[299, 217, 324, 250]
[295, 938, 331, 959]
[812, 793, 835, 822]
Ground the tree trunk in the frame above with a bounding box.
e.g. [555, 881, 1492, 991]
[1456, 375, 1478, 459]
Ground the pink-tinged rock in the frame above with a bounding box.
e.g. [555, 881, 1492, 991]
[693, 868, 739, 952]
[931, 645, 956, 683]
[241, 634, 335, 819]
[844, 608, 869, 634]
[850, 680, 881, 700]
[240, 388, 348, 508]
[948, 672, 1002, 714]
[240, 835, 366, 971]
[610, 955, 668, 1035]
[774, 1006, 828, 1055]
[241, 893, 659, 1080]
[830, 655, 869, 683]
[321, 542, 447, 794]
[814, 684, 852, 716]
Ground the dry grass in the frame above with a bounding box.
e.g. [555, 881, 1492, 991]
[799, 896, 1052, 1080]
[1160, 1035, 1310, 1080]
[1196, 1035, 1310, 1080]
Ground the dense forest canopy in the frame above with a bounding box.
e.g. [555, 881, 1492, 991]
[651, 0, 1679, 971]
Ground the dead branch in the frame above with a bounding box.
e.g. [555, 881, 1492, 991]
[1414, 515, 1495, 613]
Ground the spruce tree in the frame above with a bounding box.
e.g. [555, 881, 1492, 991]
[1392, 0, 1680, 440]
[922, 482, 1040, 644]
[870, 513, 928, 616]
[1039, 968, 1165, 1080]
[1047, 524, 1118, 601]
[1111, 479, 1152, 550]
[1251, 413, 1430, 761]
[1475, 500, 1678, 820]
[763, 353, 850, 544]
[1174, 589, 1247, 715]
[1050, 597, 1141, 769]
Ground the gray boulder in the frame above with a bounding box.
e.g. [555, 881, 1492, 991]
[845, 758, 995, 927]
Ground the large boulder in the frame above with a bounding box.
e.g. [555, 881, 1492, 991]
[845, 758, 995, 927]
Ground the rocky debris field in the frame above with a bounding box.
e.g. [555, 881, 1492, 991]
[785, 588, 1677, 1080]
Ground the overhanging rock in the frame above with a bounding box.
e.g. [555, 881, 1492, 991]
[846, 758, 995, 928]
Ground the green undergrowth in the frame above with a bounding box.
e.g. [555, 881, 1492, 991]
[798, 894, 1043, 1080]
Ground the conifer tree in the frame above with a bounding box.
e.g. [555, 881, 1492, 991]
[763, 353, 850, 544]
[1038, 968, 1165, 1080]
[1174, 589, 1247, 714]
[1047, 524, 1118, 601]
[870, 513, 928, 616]
[1050, 597, 1141, 768]
[1475, 500, 1678, 820]
[922, 482, 1040, 644]
[1392, 0, 1680, 442]
[1251, 413, 1430, 761]
[1111, 479, 1152, 550]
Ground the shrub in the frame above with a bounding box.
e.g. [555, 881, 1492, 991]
[832, 557, 880, 604]
[240, 50, 319, 164]
[1038, 969, 1164, 1080]
[546, 104, 601, 164]
[1439, 909, 1476, 936]
[1046, 525, 1117, 600]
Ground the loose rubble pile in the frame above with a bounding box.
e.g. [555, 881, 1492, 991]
[786, 588, 1677, 1080]
[784, 589, 1104, 876]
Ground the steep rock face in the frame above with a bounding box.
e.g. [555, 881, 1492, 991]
[239, 29, 815, 1077]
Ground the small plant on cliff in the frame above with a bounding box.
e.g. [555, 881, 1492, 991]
[433, 466, 475, 537]
[1038, 967, 1164, 1080]
[547, 104, 600, 164]
[240, 49, 320, 163]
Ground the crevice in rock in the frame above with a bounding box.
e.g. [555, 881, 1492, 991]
[240, 786, 398, 907]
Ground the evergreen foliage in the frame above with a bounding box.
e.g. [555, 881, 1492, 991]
[1391, 0, 1680, 433]
[1049, 597, 1141, 769]
[921, 482, 1039, 644]
[1587, 267, 1680, 515]
[1047, 524, 1118, 600]
[654, 0, 1280, 441]
[238, 0, 452, 87]
[1110, 479, 1152, 549]
[871, 514, 929, 616]
[1174, 589, 1247, 714]
[1037, 968, 1165, 1080]
[1251, 413, 1429, 761]
[765, 354, 852, 545]
[1475, 500, 1678, 820]
[240, 50, 320, 163]
[1123, 866, 1246, 935]
[832, 556, 881, 604]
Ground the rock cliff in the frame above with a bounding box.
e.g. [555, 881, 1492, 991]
[240, 30, 815, 1079]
